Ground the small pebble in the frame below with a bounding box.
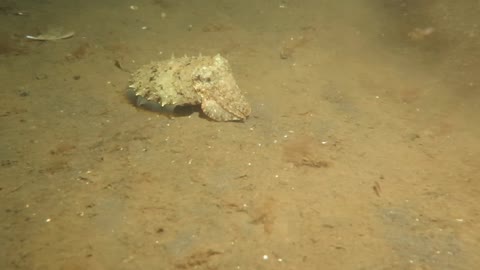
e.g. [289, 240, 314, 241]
[18, 90, 29, 97]
[35, 73, 48, 80]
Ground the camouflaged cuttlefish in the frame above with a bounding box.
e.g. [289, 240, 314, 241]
[129, 54, 251, 121]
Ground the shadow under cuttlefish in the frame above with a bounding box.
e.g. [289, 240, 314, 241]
[125, 88, 208, 120]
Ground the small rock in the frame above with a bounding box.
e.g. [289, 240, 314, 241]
[35, 73, 48, 80]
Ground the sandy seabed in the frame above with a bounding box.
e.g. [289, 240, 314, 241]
[1, 1, 479, 269]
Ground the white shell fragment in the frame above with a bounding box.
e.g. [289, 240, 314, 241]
[25, 30, 75, 41]
[129, 54, 251, 121]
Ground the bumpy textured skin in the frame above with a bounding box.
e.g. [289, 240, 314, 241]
[129, 57, 201, 106]
[129, 54, 251, 121]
